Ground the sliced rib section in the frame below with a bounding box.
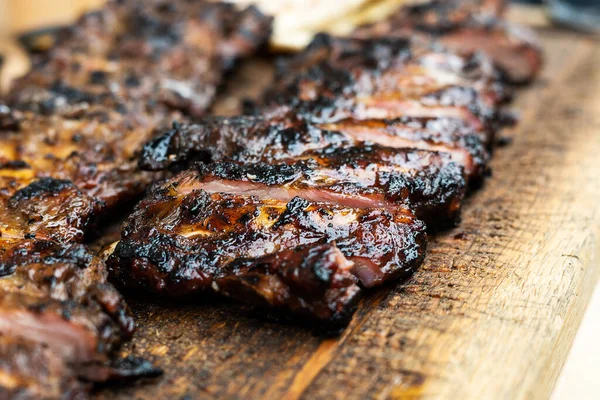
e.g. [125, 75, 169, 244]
[184, 146, 465, 225]
[140, 111, 488, 183]
[0, 239, 154, 396]
[108, 182, 426, 327]
[264, 35, 509, 132]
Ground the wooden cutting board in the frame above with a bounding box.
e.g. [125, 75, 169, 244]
[93, 19, 600, 400]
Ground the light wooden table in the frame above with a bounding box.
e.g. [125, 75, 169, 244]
[552, 283, 600, 400]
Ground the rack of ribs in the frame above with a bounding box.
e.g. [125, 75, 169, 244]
[0, 0, 271, 396]
[108, 0, 541, 332]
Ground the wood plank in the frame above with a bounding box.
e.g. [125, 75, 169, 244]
[91, 27, 600, 400]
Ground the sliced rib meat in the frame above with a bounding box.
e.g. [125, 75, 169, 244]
[0, 239, 140, 396]
[264, 34, 508, 131]
[139, 110, 487, 184]
[353, 0, 542, 84]
[2, 0, 271, 212]
[181, 145, 466, 225]
[0, 106, 163, 210]
[8, 1, 272, 119]
[318, 117, 490, 181]
[107, 185, 426, 327]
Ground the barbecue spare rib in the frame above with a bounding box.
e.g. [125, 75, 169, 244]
[262, 34, 511, 133]
[140, 35, 502, 183]
[0, 0, 271, 396]
[139, 117, 468, 224]
[107, 177, 426, 328]
[108, 0, 540, 332]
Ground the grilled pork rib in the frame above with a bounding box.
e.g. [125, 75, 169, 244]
[0, 239, 149, 396]
[0, 176, 163, 394]
[2, 0, 271, 211]
[182, 148, 465, 224]
[140, 117, 468, 224]
[264, 34, 509, 132]
[353, 0, 542, 84]
[140, 111, 488, 182]
[8, 0, 271, 119]
[0, 106, 163, 210]
[107, 177, 426, 326]
[139, 29, 518, 189]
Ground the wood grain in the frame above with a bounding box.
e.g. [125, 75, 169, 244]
[89, 26, 600, 400]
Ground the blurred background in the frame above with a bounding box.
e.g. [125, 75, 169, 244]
[1, 0, 599, 37]
[0, 0, 104, 35]
[516, 0, 600, 32]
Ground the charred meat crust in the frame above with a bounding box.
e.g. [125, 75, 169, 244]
[137, 35, 502, 204]
[138, 115, 338, 171]
[264, 35, 509, 131]
[8, 177, 74, 203]
[1, 177, 102, 243]
[215, 242, 362, 329]
[320, 117, 491, 181]
[108, 189, 426, 325]
[189, 146, 466, 225]
[139, 111, 487, 184]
